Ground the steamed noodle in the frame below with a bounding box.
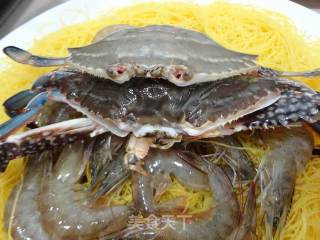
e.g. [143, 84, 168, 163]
[0, 1, 320, 239]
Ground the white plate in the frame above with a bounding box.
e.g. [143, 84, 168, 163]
[0, 0, 319, 58]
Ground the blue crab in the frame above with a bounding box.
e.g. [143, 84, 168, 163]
[0, 25, 320, 239]
[0, 24, 319, 174]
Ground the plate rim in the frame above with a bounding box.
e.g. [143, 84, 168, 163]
[0, 0, 319, 58]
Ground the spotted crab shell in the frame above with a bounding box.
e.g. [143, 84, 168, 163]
[67, 25, 258, 86]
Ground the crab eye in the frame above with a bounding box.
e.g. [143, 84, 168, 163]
[182, 71, 193, 81]
[174, 69, 193, 81]
[116, 66, 126, 74]
[107, 65, 127, 79]
[175, 71, 182, 79]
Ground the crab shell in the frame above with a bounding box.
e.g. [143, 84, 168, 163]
[5, 25, 258, 87]
[32, 72, 320, 138]
[69, 25, 259, 86]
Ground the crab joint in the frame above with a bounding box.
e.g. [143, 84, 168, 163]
[124, 135, 155, 176]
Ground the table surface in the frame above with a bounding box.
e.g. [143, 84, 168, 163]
[0, 0, 319, 39]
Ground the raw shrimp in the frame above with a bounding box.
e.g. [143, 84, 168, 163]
[5, 153, 51, 240]
[38, 140, 132, 240]
[131, 171, 187, 217]
[132, 171, 155, 216]
[132, 149, 209, 216]
[145, 149, 210, 191]
[124, 160, 240, 240]
[258, 127, 314, 238]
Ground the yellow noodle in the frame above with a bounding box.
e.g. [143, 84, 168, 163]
[0, 1, 320, 239]
[0, 160, 24, 240]
[7, 174, 24, 239]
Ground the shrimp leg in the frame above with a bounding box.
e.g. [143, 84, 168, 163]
[214, 136, 256, 182]
[183, 136, 256, 185]
[88, 133, 129, 200]
[91, 153, 130, 201]
[228, 182, 257, 240]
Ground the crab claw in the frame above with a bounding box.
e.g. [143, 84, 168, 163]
[124, 135, 154, 176]
[3, 46, 67, 67]
[241, 81, 320, 129]
[0, 118, 97, 172]
[124, 153, 148, 176]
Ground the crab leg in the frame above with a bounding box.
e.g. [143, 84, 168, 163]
[0, 118, 97, 172]
[0, 92, 48, 139]
[276, 69, 320, 77]
[3, 46, 67, 67]
[3, 90, 39, 118]
[1, 79, 90, 138]
[0, 107, 40, 139]
[32, 70, 76, 90]
[3, 69, 76, 119]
